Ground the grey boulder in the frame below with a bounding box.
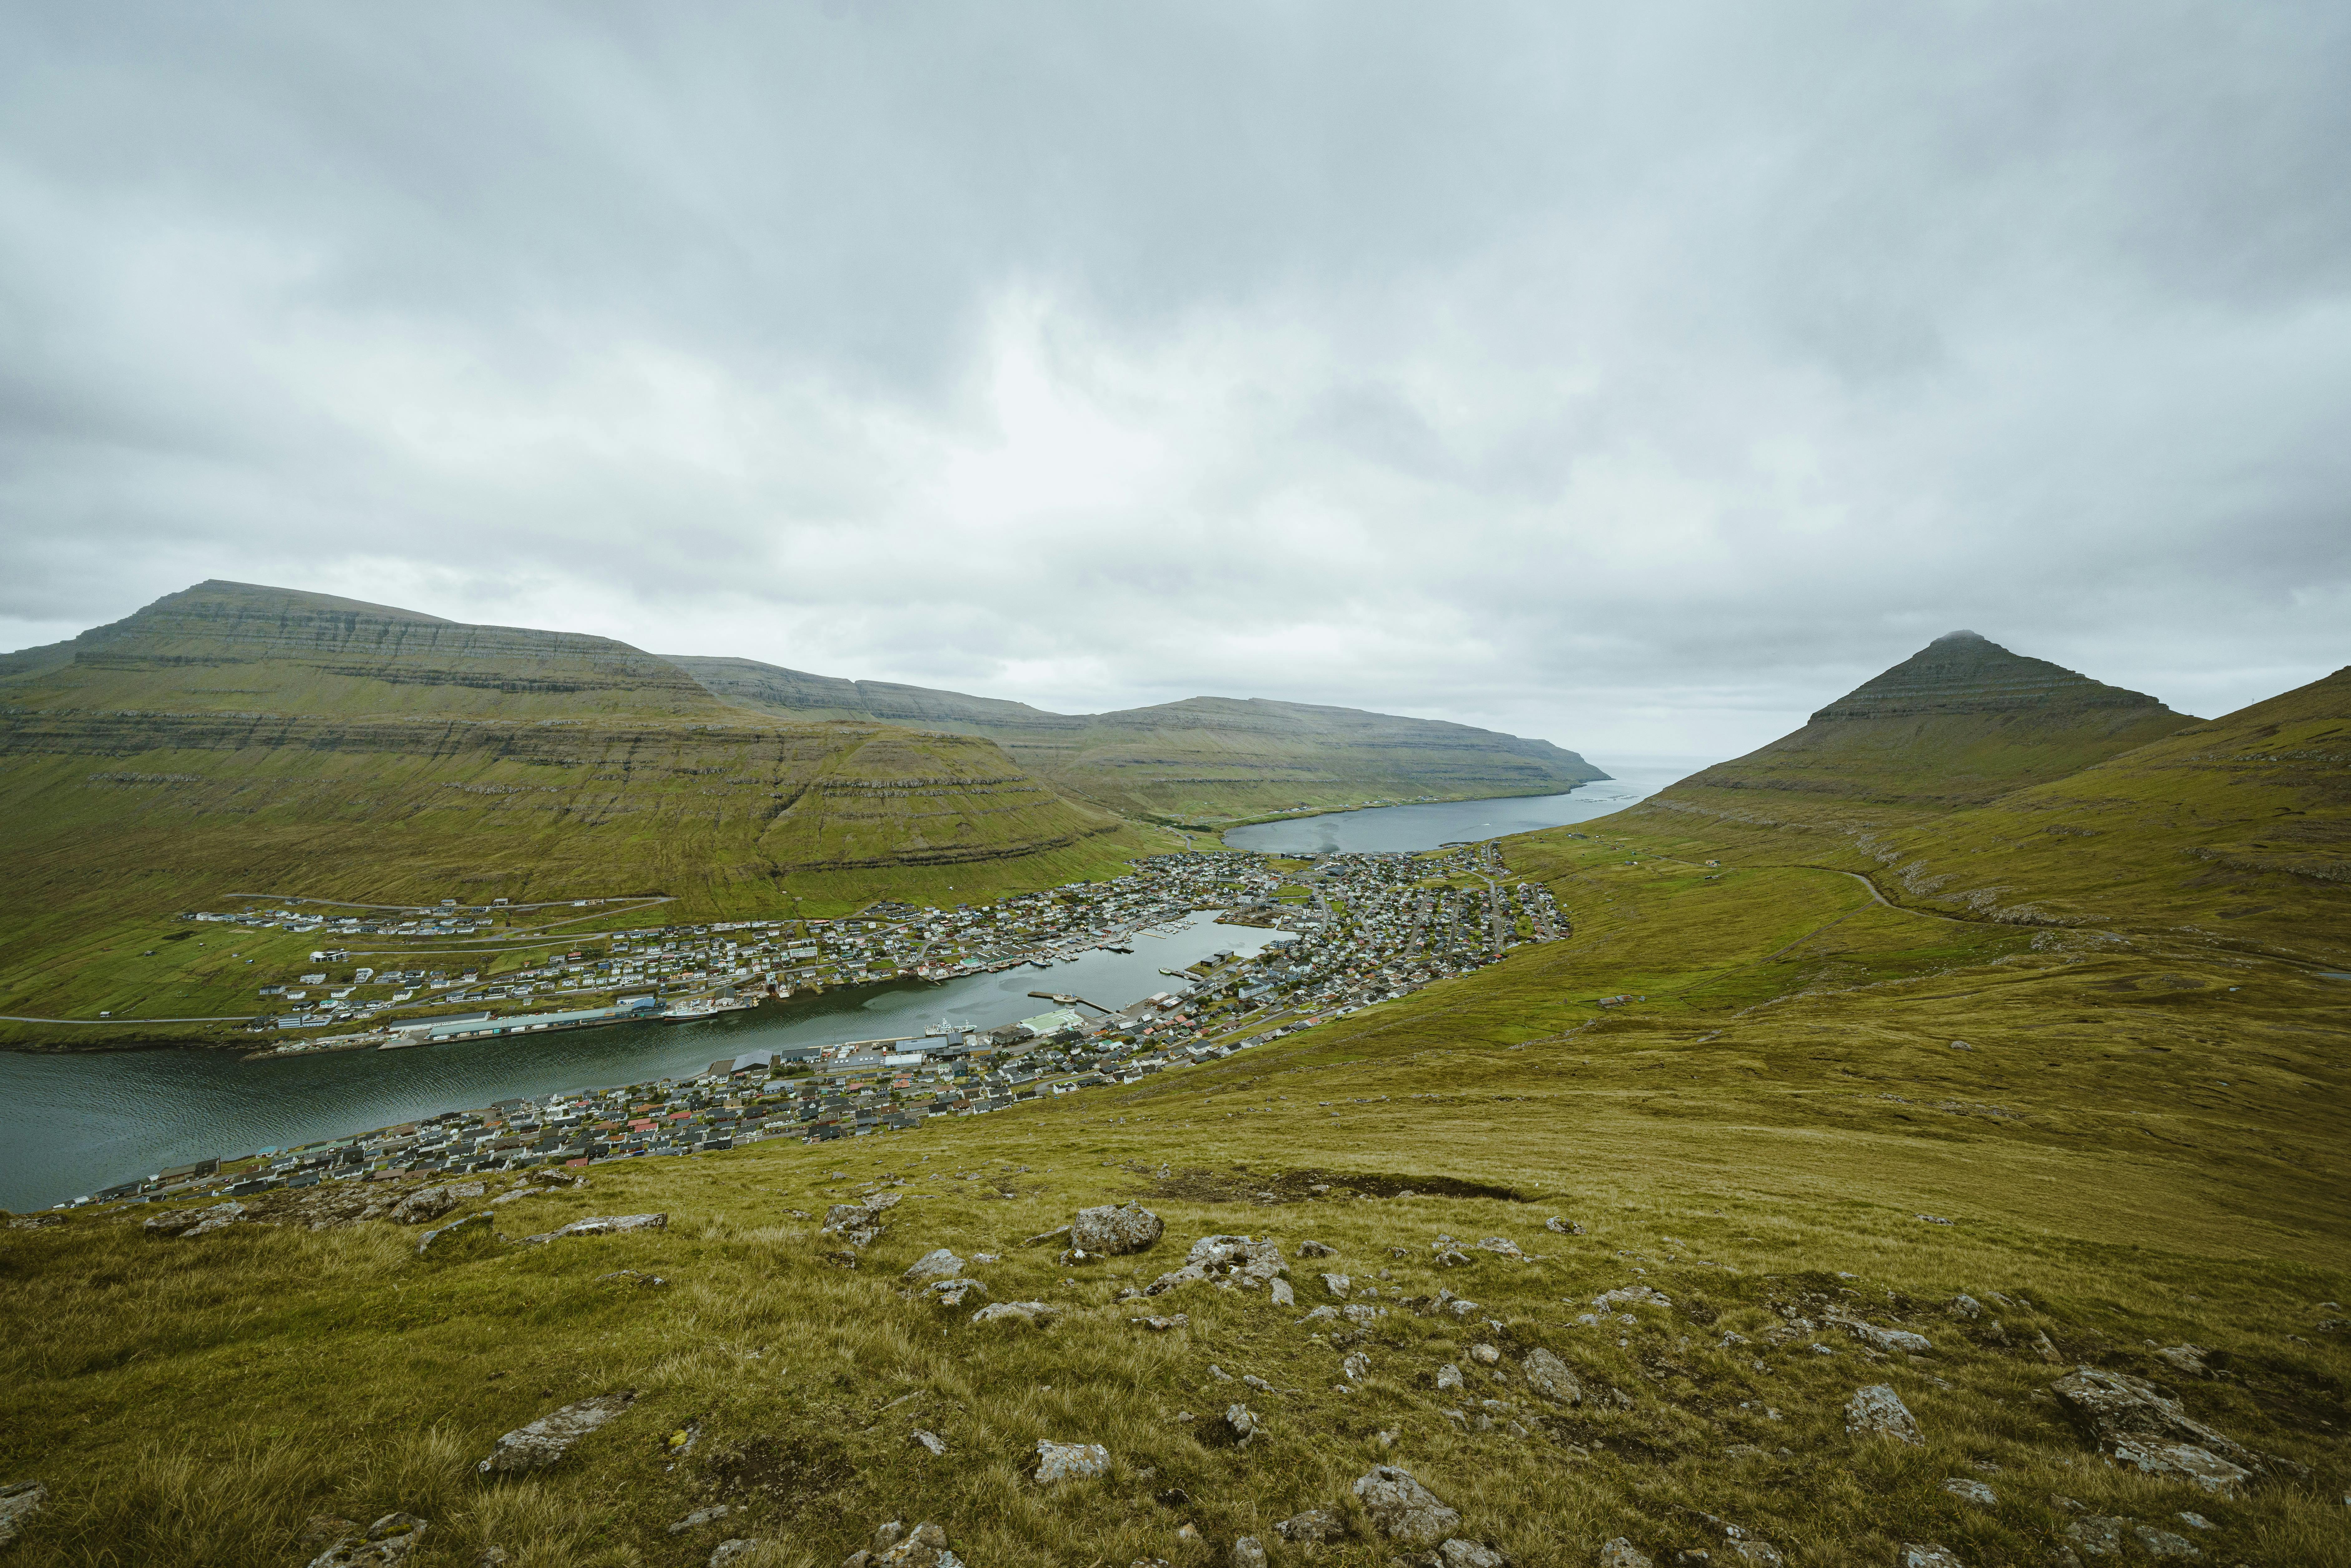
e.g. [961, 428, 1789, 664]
[1274, 1509, 1339, 1543]
[1072, 1203, 1163, 1255]
[1353, 1464, 1462, 1546]
[902, 1248, 964, 1284]
[1522, 1346, 1583, 1404]
[1845, 1384, 1922, 1445]
[1596, 1540, 1651, 1568]
[517, 1214, 664, 1245]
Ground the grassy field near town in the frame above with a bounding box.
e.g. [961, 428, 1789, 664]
[5, 803, 2345, 1567]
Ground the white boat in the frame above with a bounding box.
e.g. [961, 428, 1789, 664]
[660, 995, 760, 1023]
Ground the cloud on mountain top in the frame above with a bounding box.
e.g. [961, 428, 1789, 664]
[2, 2, 2346, 756]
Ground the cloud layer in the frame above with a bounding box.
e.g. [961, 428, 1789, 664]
[4, 2, 2346, 757]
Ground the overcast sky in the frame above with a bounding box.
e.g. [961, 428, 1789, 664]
[4, 3, 2346, 761]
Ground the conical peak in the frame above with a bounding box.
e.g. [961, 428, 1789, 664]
[1812, 633, 2172, 723]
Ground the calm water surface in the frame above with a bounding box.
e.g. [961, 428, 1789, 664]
[0, 912, 1290, 1211]
[1220, 761, 1701, 855]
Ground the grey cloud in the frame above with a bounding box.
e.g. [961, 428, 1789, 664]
[2, 2, 2346, 756]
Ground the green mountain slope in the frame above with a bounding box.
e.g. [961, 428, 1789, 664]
[1626, 635, 2348, 963]
[1664, 630, 2194, 816]
[5, 767, 2344, 1568]
[0, 584, 1158, 1037]
[670, 655, 1608, 818]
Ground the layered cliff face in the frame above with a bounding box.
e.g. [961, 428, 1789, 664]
[0, 585, 1141, 932]
[1662, 631, 2194, 813]
[2, 580, 727, 719]
[668, 657, 1608, 817]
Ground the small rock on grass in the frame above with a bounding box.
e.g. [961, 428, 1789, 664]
[305, 1513, 428, 1568]
[1943, 1478, 1995, 1506]
[902, 1248, 963, 1284]
[1270, 1278, 1295, 1307]
[1896, 1547, 1966, 1568]
[910, 1429, 948, 1456]
[1844, 1384, 1922, 1446]
[1353, 1465, 1461, 1546]
[477, 1392, 637, 1474]
[707, 1542, 765, 1567]
[1275, 1509, 1339, 1543]
[1296, 1239, 1335, 1258]
[517, 1213, 664, 1245]
[1033, 1439, 1109, 1482]
[0, 1481, 47, 1547]
[1229, 1536, 1267, 1568]
[1130, 1313, 1189, 1331]
[1522, 1347, 1582, 1404]
[1597, 1540, 1652, 1568]
[1342, 1351, 1371, 1381]
[1468, 1343, 1500, 1365]
[667, 1506, 730, 1535]
[1434, 1541, 1510, 1568]
[971, 1301, 1059, 1327]
[2131, 1524, 2202, 1559]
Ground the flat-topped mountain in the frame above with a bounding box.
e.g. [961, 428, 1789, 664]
[668, 655, 1607, 818]
[1, 580, 727, 719]
[0, 585, 1145, 970]
[1662, 630, 2195, 813]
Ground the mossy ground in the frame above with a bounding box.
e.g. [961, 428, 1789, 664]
[5, 809, 2345, 1567]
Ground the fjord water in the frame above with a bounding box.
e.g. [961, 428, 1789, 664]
[1220, 761, 1700, 855]
[0, 913, 1291, 1212]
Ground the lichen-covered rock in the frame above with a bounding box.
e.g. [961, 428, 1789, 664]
[2066, 1516, 2127, 1557]
[517, 1214, 664, 1245]
[1148, 1234, 1286, 1294]
[1522, 1347, 1582, 1404]
[1844, 1384, 1922, 1445]
[2050, 1366, 2257, 1493]
[1322, 1273, 1353, 1298]
[1896, 1547, 1966, 1568]
[477, 1392, 636, 1474]
[1596, 1539, 1651, 1568]
[415, 1211, 492, 1254]
[145, 1202, 247, 1238]
[909, 1429, 948, 1456]
[1436, 1363, 1464, 1392]
[1590, 1285, 1671, 1312]
[926, 1278, 987, 1308]
[1341, 1351, 1371, 1381]
[1943, 1478, 1995, 1506]
[1475, 1237, 1524, 1260]
[390, 1183, 484, 1225]
[1275, 1509, 1339, 1543]
[0, 1482, 48, 1547]
[972, 1301, 1059, 1327]
[2132, 1524, 2201, 1560]
[1838, 1317, 1934, 1354]
[1296, 1239, 1336, 1258]
[1228, 1536, 1267, 1568]
[1468, 1343, 1500, 1366]
[1352, 1465, 1461, 1546]
[306, 1512, 429, 1567]
[1033, 1439, 1109, 1482]
[1072, 1203, 1163, 1255]
[1436, 1541, 1511, 1568]
[1223, 1403, 1260, 1444]
[876, 1522, 963, 1566]
[667, 1506, 730, 1535]
[1270, 1278, 1295, 1308]
[902, 1248, 963, 1284]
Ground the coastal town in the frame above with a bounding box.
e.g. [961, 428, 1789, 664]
[63, 844, 1569, 1208]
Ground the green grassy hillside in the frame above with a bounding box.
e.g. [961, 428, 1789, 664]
[0, 585, 1168, 1041]
[671, 657, 1608, 820]
[2, 800, 2343, 1568]
[1664, 632, 2194, 821]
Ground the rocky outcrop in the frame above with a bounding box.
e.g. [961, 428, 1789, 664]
[2050, 1366, 2260, 1493]
[1032, 1440, 1109, 1482]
